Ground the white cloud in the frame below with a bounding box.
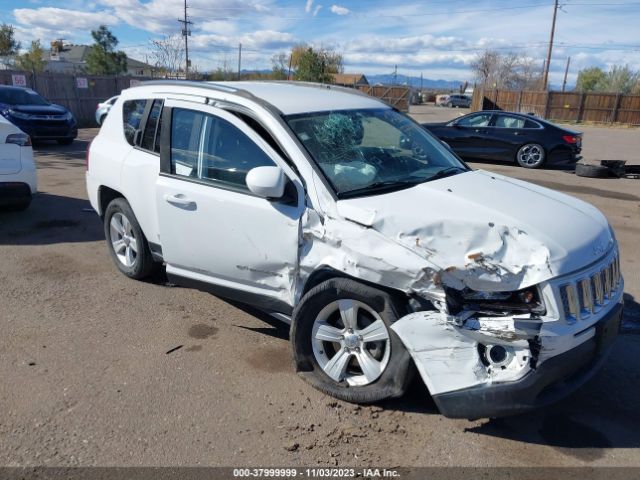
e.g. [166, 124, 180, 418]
[13, 7, 118, 30]
[330, 4, 349, 15]
[313, 5, 322, 16]
[305, 0, 313, 13]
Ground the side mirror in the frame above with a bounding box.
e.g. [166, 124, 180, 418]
[246, 166, 286, 200]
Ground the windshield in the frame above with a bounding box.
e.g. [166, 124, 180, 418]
[0, 88, 49, 106]
[285, 108, 468, 198]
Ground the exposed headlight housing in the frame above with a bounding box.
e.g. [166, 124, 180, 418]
[451, 286, 545, 315]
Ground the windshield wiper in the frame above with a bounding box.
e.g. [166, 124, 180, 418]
[427, 166, 466, 182]
[339, 178, 426, 198]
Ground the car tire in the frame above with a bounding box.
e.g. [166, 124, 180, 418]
[3, 197, 31, 212]
[446, 102, 453, 108]
[516, 143, 546, 168]
[575, 163, 611, 178]
[57, 138, 73, 145]
[291, 278, 414, 404]
[99, 114, 107, 126]
[104, 197, 158, 280]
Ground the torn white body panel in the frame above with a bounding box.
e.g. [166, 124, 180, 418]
[333, 169, 614, 292]
[391, 311, 532, 395]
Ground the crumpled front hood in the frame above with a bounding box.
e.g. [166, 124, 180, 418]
[336, 170, 614, 291]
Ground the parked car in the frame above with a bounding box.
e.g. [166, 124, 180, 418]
[0, 115, 36, 210]
[423, 111, 582, 168]
[444, 94, 472, 108]
[0, 85, 77, 145]
[96, 95, 119, 126]
[86, 81, 623, 419]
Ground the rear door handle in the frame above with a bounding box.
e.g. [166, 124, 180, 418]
[164, 194, 196, 209]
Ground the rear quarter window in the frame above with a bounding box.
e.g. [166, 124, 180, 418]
[122, 99, 147, 145]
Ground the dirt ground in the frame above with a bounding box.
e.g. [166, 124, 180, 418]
[1, 118, 639, 470]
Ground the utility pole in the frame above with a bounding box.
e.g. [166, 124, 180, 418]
[542, 0, 559, 91]
[562, 56, 571, 92]
[178, 0, 193, 79]
[237, 43, 242, 80]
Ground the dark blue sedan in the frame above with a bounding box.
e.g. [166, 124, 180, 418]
[0, 86, 77, 145]
[423, 111, 582, 169]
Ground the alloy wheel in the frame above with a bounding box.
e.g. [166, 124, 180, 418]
[311, 299, 391, 387]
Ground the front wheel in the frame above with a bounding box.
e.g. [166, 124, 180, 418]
[516, 143, 546, 168]
[104, 197, 158, 279]
[291, 278, 414, 404]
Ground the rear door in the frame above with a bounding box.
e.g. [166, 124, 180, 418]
[487, 114, 538, 162]
[155, 99, 304, 311]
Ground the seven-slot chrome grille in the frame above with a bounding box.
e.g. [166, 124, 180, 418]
[560, 253, 622, 322]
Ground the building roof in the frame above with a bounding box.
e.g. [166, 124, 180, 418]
[332, 73, 369, 86]
[46, 44, 153, 70]
[137, 80, 386, 115]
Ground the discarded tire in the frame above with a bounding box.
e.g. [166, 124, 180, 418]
[601, 160, 627, 178]
[575, 163, 611, 178]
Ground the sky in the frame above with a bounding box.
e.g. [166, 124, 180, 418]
[1, 0, 640, 85]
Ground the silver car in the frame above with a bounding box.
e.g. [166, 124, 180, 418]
[95, 96, 119, 125]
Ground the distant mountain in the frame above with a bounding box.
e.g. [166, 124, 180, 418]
[365, 74, 466, 89]
[235, 69, 467, 89]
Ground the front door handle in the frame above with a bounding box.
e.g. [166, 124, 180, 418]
[164, 193, 196, 209]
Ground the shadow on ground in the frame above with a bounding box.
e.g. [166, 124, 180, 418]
[0, 192, 102, 245]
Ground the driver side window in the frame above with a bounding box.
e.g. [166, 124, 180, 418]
[170, 108, 276, 191]
[457, 113, 492, 127]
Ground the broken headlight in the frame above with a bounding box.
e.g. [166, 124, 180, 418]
[453, 286, 545, 315]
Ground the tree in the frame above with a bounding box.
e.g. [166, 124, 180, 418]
[271, 52, 289, 80]
[575, 67, 607, 92]
[150, 35, 184, 78]
[470, 49, 542, 90]
[0, 23, 20, 56]
[605, 65, 639, 94]
[291, 45, 343, 83]
[85, 25, 127, 75]
[575, 65, 639, 93]
[15, 40, 45, 73]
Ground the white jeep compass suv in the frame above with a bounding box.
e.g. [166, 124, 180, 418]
[86, 81, 624, 418]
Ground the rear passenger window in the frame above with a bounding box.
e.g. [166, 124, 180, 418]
[170, 108, 276, 191]
[494, 115, 525, 129]
[122, 99, 147, 145]
[524, 119, 540, 129]
[141, 99, 163, 153]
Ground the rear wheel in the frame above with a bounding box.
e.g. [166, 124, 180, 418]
[516, 143, 545, 168]
[104, 197, 158, 279]
[291, 278, 413, 403]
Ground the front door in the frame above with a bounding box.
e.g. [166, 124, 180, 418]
[156, 99, 304, 311]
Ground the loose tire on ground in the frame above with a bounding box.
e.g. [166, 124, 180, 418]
[575, 163, 611, 178]
[291, 278, 414, 404]
[103, 197, 158, 279]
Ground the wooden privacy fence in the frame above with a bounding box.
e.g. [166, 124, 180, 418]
[0, 70, 413, 124]
[357, 85, 411, 112]
[472, 88, 640, 126]
[0, 70, 153, 126]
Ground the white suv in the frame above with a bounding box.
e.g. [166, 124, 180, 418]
[86, 81, 623, 418]
[0, 115, 36, 210]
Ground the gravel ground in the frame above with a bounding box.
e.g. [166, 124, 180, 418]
[1, 120, 639, 470]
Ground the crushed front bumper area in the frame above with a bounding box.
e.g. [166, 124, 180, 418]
[431, 302, 622, 419]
